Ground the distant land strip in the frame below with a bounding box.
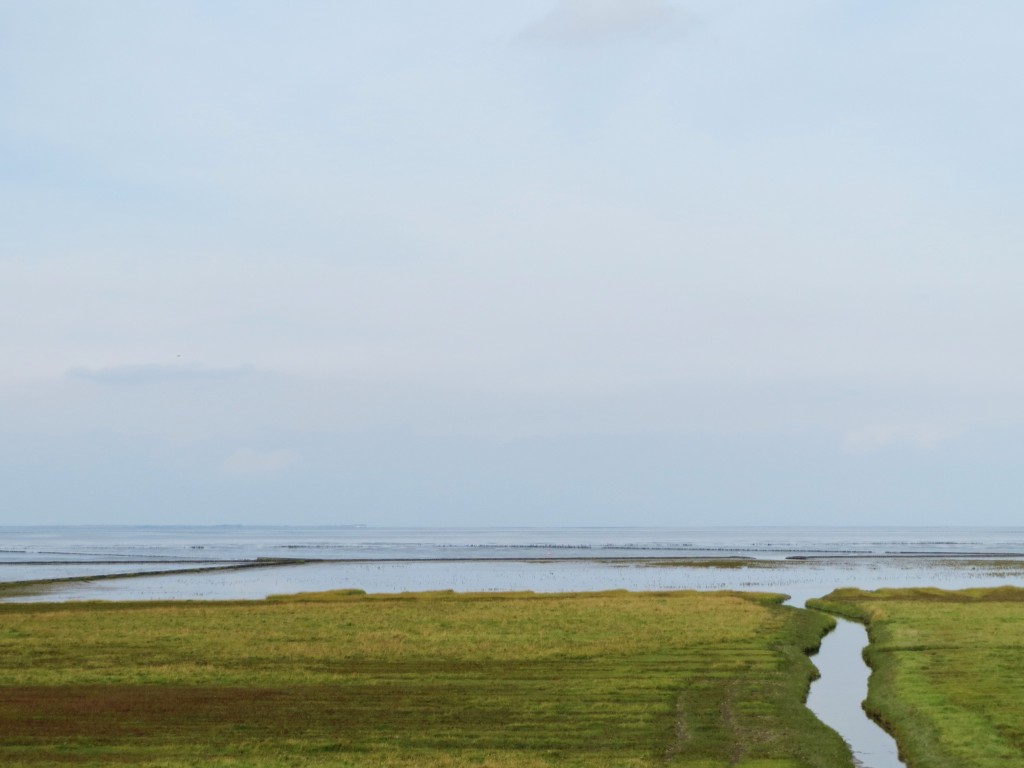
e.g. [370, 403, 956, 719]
[0, 559, 316, 596]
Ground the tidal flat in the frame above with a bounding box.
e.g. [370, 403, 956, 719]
[810, 586, 1024, 768]
[8, 554, 1024, 606]
[0, 589, 853, 767]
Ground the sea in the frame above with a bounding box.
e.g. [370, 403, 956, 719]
[4, 525, 1024, 605]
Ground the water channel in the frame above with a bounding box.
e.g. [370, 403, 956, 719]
[805, 614, 904, 768]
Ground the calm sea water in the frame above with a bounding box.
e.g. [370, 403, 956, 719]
[3, 525, 1024, 604]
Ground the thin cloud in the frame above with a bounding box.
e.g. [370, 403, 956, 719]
[67, 364, 256, 386]
[222, 448, 299, 475]
[843, 423, 954, 454]
[519, 0, 693, 47]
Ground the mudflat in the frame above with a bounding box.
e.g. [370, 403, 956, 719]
[0, 588, 851, 767]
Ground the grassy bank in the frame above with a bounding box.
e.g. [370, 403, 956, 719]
[0, 588, 851, 767]
[809, 586, 1024, 768]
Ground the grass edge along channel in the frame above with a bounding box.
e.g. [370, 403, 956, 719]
[0, 588, 854, 767]
[809, 586, 1024, 768]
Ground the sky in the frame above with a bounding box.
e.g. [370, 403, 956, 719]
[3, 0, 1024, 526]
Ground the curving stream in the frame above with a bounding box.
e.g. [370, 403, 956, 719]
[805, 615, 904, 768]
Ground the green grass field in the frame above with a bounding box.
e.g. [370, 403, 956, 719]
[0, 588, 852, 767]
[809, 586, 1024, 768]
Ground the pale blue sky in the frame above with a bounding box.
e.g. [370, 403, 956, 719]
[3, 1, 1024, 525]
